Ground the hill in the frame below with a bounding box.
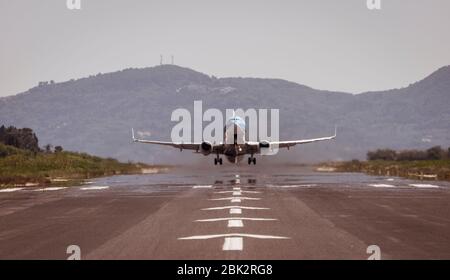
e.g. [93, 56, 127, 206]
[1, 65, 449, 164]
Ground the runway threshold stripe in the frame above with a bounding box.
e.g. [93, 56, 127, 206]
[222, 237, 243, 251]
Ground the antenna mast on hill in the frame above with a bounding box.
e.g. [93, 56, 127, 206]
[160, 55, 163, 65]
[171, 55, 174, 65]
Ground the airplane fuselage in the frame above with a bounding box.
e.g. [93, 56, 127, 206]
[223, 117, 248, 163]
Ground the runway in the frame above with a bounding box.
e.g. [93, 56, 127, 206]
[1, 166, 450, 259]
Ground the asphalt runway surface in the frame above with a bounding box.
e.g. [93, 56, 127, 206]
[1, 165, 450, 259]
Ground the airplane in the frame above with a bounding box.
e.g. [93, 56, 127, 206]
[132, 116, 336, 165]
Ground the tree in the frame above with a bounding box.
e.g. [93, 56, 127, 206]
[426, 146, 444, 160]
[397, 150, 427, 161]
[367, 149, 397, 161]
[44, 144, 53, 153]
[54, 146, 63, 153]
[0, 125, 40, 153]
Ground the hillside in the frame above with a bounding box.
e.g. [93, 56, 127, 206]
[1, 65, 449, 164]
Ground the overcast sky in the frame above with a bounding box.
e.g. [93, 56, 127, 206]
[1, 0, 450, 97]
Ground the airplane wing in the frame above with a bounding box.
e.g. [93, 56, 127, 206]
[131, 128, 201, 151]
[270, 126, 337, 149]
[259, 127, 337, 149]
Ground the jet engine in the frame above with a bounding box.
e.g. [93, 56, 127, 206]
[200, 141, 213, 155]
[259, 140, 270, 149]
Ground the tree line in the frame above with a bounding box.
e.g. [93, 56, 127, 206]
[0, 125, 62, 155]
[367, 146, 450, 161]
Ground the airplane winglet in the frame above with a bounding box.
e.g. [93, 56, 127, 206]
[334, 125, 337, 138]
[131, 128, 136, 142]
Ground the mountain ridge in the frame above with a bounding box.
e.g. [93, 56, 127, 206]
[1, 64, 449, 164]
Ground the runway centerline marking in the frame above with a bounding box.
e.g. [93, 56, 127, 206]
[223, 237, 243, 251]
[228, 219, 244, 227]
[230, 208, 242, 214]
[231, 198, 241, 203]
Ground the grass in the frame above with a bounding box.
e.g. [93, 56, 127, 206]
[0, 143, 162, 186]
[322, 159, 450, 181]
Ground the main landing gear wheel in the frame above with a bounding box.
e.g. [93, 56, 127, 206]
[248, 157, 256, 165]
[214, 158, 223, 165]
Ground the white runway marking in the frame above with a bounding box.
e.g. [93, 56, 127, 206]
[215, 190, 260, 194]
[228, 219, 244, 227]
[232, 191, 242, 196]
[202, 206, 270, 211]
[34, 187, 67, 192]
[231, 198, 241, 203]
[210, 197, 261, 201]
[269, 184, 317, 188]
[195, 217, 277, 222]
[230, 208, 242, 214]
[193, 185, 212, 189]
[409, 184, 440, 189]
[223, 237, 243, 251]
[51, 178, 69, 182]
[80, 186, 110, 190]
[178, 233, 290, 240]
[369, 184, 396, 188]
[0, 187, 24, 193]
[386, 178, 395, 181]
[233, 187, 241, 191]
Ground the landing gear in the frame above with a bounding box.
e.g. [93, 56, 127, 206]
[248, 157, 256, 165]
[214, 157, 223, 165]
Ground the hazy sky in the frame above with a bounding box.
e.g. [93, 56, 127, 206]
[1, 0, 450, 96]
